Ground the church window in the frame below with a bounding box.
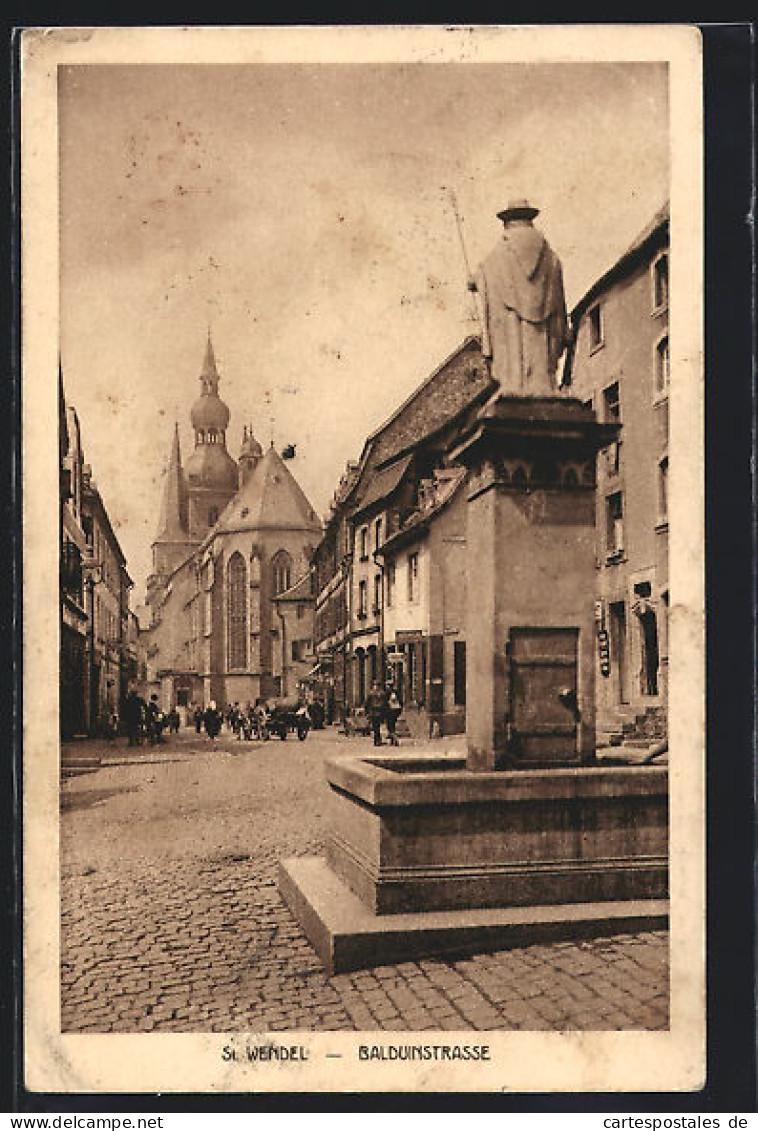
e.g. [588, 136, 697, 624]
[271, 550, 293, 596]
[227, 552, 247, 670]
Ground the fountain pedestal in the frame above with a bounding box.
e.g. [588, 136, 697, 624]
[279, 398, 668, 974]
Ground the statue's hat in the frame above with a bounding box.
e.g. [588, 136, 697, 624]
[497, 198, 540, 222]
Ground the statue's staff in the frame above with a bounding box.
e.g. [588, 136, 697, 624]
[443, 187, 481, 328]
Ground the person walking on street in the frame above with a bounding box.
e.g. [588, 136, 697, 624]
[204, 701, 222, 741]
[123, 688, 144, 747]
[385, 684, 402, 746]
[193, 705, 203, 735]
[365, 681, 388, 748]
[146, 694, 165, 745]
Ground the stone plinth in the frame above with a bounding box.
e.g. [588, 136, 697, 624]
[278, 855, 668, 976]
[450, 396, 619, 771]
[324, 753, 668, 915]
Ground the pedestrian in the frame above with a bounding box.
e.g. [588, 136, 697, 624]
[254, 698, 270, 741]
[310, 698, 325, 730]
[365, 681, 388, 748]
[204, 700, 222, 741]
[385, 685, 402, 747]
[122, 688, 144, 747]
[146, 694, 165, 745]
[193, 704, 203, 734]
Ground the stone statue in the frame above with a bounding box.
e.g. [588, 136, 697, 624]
[469, 200, 569, 396]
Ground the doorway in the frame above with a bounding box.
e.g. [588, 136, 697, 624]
[508, 627, 579, 764]
[639, 609, 660, 696]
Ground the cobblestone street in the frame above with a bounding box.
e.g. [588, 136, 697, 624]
[61, 728, 669, 1033]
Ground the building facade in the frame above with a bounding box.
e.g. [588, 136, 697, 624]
[143, 338, 320, 711]
[60, 391, 89, 738]
[60, 375, 134, 739]
[564, 204, 669, 738]
[80, 468, 134, 734]
[312, 335, 496, 734]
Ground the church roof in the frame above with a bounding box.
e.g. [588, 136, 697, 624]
[155, 423, 190, 541]
[212, 445, 322, 537]
[184, 440, 239, 491]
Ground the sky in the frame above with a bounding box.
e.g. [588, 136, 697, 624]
[59, 60, 669, 602]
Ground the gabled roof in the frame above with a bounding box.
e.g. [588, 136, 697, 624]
[211, 445, 322, 538]
[571, 202, 669, 320]
[272, 572, 313, 603]
[343, 336, 492, 510]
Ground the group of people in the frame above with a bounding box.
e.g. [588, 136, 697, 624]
[121, 690, 174, 747]
[364, 682, 403, 747]
[191, 699, 273, 742]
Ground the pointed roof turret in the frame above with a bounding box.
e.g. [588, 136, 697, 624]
[200, 331, 219, 394]
[155, 422, 189, 541]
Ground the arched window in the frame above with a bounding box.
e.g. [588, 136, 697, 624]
[227, 552, 247, 670]
[271, 550, 293, 596]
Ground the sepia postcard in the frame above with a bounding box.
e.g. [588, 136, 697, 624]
[21, 24, 704, 1095]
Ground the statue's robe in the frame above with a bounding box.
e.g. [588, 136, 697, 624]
[476, 222, 568, 395]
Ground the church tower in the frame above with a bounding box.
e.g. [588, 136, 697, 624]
[184, 333, 239, 536]
[238, 425, 263, 488]
[151, 422, 194, 578]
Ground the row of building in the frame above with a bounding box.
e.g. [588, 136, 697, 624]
[59, 374, 141, 739]
[142, 203, 669, 743]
